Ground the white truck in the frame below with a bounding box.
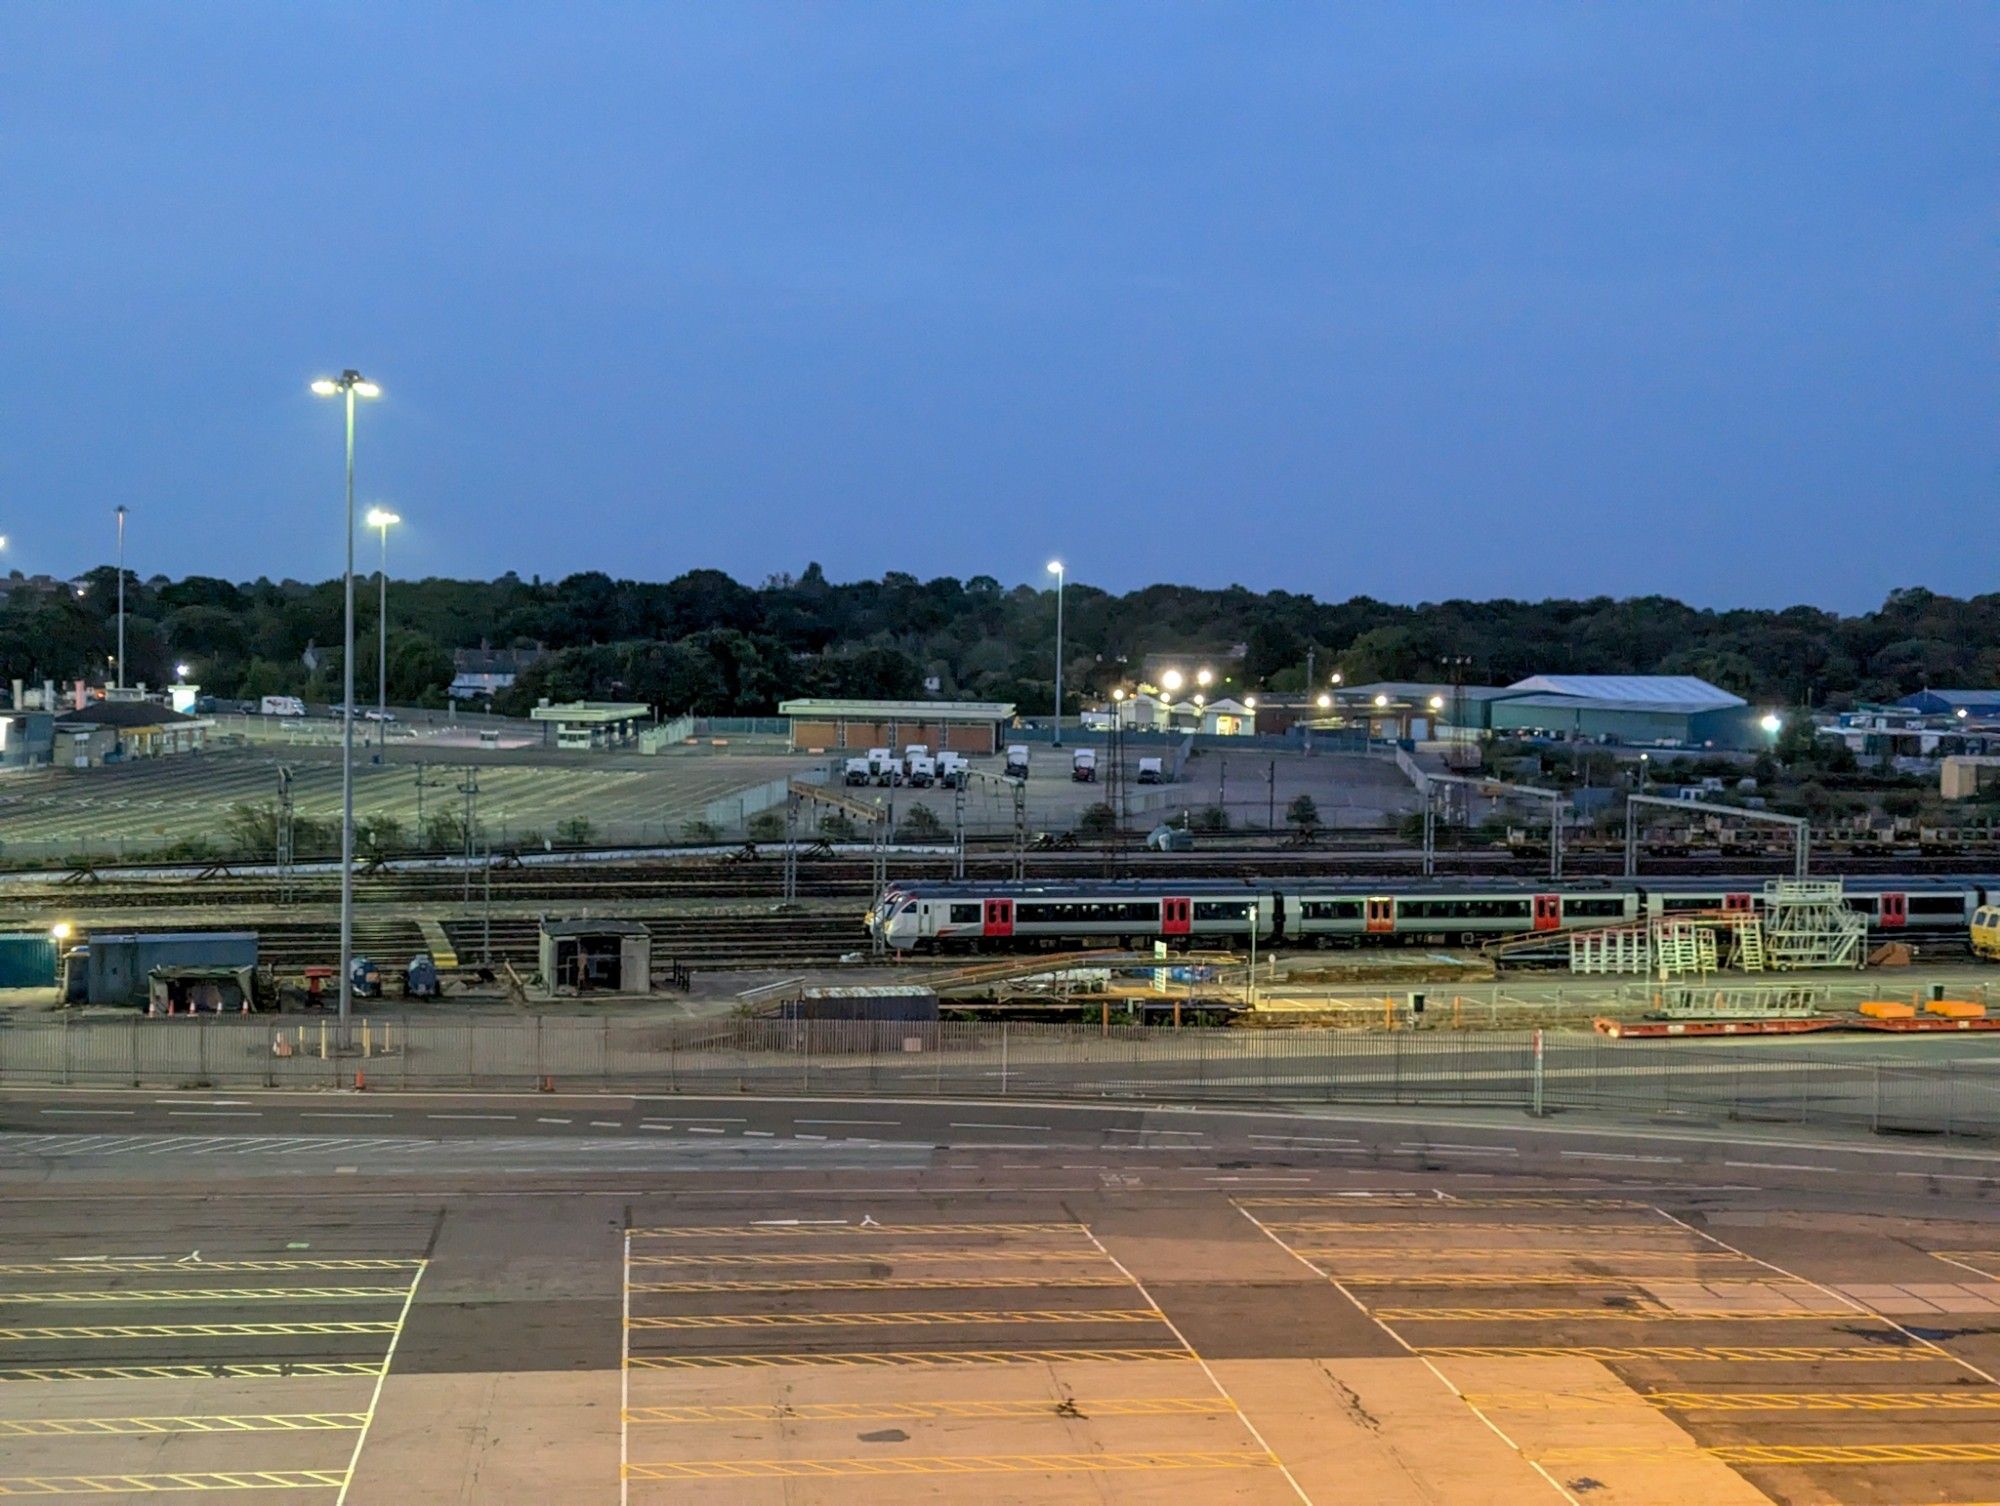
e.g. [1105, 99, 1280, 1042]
[903, 743, 930, 765]
[937, 752, 969, 788]
[868, 747, 900, 786]
[260, 695, 306, 717]
[1137, 756, 1165, 784]
[1004, 744, 1030, 779]
[843, 756, 871, 786]
[906, 754, 936, 787]
[1071, 748, 1097, 783]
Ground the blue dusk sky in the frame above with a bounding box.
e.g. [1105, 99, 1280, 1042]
[1, 3, 1990, 608]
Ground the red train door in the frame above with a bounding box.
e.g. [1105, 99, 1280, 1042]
[1879, 892, 1906, 929]
[983, 899, 1014, 938]
[1162, 898, 1191, 936]
[1723, 892, 1754, 913]
[1533, 894, 1560, 932]
[1365, 897, 1394, 934]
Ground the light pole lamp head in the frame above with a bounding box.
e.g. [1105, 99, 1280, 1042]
[1046, 560, 1063, 578]
[365, 508, 401, 531]
[1760, 713, 1783, 735]
[1161, 669, 1184, 693]
[312, 370, 380, 398]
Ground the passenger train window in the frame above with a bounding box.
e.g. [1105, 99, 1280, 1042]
[1302, 900, 1363, 920]
[949, 903, 980, 924]
[1907, 896, 1967, 916]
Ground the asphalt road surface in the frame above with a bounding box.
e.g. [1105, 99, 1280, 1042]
[0, 1087, 1997, 1504]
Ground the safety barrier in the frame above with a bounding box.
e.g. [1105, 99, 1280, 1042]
[1, 1016, 1994, 1140]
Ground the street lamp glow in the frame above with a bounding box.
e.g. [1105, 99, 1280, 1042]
[1316, 692, 1332, 709]
[1374, 693, 1390, 708]
[1196, 668, 1213, 688]
[310, 379, 339, 396]
[50, 921, 72, 941]
[1243, 696, 1257, 709]
[1330, 672, 1343, 685]
[1428, 695, 1445, 711]
[1111, 688, 1125, 702]
[365, 507, 400, 530]
[1760, 713, 1783, 735]
[1956, 707, 1970, 720]
[1046, 560, 1063, 576]
[1193, 693, 1205, 707]
[174, 663, 190, 679]
[1161, 669, 1184, 693]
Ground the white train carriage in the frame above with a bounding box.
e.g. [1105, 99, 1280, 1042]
[1282, 886, 1640, 946]
[873, 880, 1271, 953]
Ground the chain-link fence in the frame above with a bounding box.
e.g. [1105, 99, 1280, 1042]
[2, 1016, 1993, 1140]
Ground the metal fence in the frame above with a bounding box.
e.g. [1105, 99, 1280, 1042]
[2, 1016, 1994, 1140]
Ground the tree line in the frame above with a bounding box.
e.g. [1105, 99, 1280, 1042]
[3, 563, 1993, 716]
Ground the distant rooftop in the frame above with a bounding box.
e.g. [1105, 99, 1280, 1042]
[1506, 674, 1745, 711]
[779, 699, 1016, 720]
[54, 701, 200, 729]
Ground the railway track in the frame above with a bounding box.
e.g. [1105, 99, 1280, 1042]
[9, 849, 1999, 913]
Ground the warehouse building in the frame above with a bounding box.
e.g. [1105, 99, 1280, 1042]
[779, 699, 1015, 755]
[1488, 675, 1762, 749]
[1898, 688, 2000, 719]
[529, 700, 651, 750]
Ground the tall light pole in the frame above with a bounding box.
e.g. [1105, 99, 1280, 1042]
[114, 506, 126, 690]
[365, 508, 400, 736]
[311, 370, 381, 1032]
[1046, 560, 1065, 748]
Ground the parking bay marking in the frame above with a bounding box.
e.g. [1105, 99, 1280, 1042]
[627, 1347, 1190, 1371]
[624, 1450, 1276, 1481]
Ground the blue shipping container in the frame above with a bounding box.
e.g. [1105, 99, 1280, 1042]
[0, 934, 58, 989]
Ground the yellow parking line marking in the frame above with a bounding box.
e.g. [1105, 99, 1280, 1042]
[1420, 1345, 1947, 1363]
[1238, 1197, 1646, 1210]
[1289, 1247, 1748, 1262]
[627, 1347, 1191, 1370]
[0, 1261, 420, 1276]
[1643, 1391, 2000, 1412]
[0, 1471, 346, 1495]
[631, 1223, 1089, 1239]
[0, 1364, 382, 1383]
[0, 1287, 411, 1306]
[0, 1415, 368, 1437]
[0, 1322, 401, 1342]
[1375, 1306, 1853, 1322]
[630, 1308, 1162, 1330]
[1264, 1220, 1658, 1234]
[625, 1397, 1228, 1424]
[628, 1249, 1107, 1267]
[1540, 1442, 2000, 1466]
[1340, 1274, 1664, 1287]
[629, 1276, 1132, 1295]
[623, 1450, 1275, 1480]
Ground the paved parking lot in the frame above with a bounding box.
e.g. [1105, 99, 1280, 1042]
[0, 747, 814, 855]
[0, 1208, 431, 1501]
[1, 1092, 1996, 1503]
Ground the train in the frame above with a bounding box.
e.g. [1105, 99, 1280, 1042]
[867, 876, 1996, 953]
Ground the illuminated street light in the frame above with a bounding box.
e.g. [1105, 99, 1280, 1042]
[310, 369, 381, 1034]
[1760, 713, 1783, 736]
[1161, 669, 1184, 693]
[1196, 668, 1213, 688]
[1374, 693, 1390, 708]
[1428, 695, 1445, 711]
[50, 922, 72, 941]
[1111, 688, 1125, 702]
[1330, 672, 1343, 686]
[1243, 696, 1257, 709]
[365, 508, 401, 731]
[1193, 693, 1205, 707]
[174, 663, 191, 680]
[1316, 693, 1332, 709]
[1047, 560, 1065, 748]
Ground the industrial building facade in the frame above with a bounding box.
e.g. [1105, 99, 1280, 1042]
[779, 699, 1016, 755]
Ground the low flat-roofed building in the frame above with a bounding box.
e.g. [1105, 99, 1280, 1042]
[53, 700, 211, 767]
[1899, 688, 2000, 719]
[0, 710, 54, 769]
[1489, 675, 1759, 748]
[529, 700, 651, 750]
[779, 698, 1016, 755]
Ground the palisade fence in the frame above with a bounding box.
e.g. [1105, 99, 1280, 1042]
[2, 1016, 1996, 1140]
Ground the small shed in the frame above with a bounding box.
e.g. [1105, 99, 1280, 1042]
[73, 931, 259, 1008]
[0, 933, 59, 988]
[539, 918, 651, 994]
